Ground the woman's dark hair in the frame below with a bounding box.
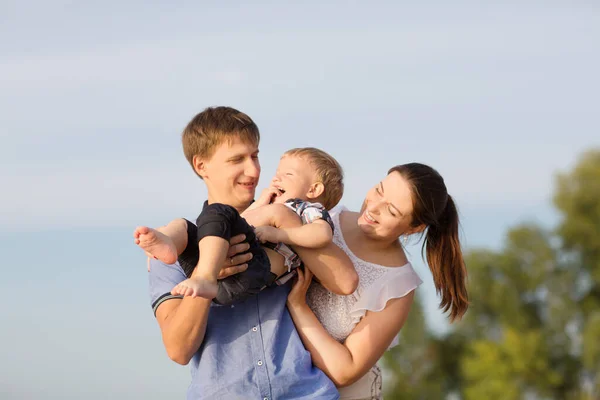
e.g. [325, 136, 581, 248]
[388, 163, 468, 321]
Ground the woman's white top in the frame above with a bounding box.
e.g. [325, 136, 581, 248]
[306, 205, 423, 399]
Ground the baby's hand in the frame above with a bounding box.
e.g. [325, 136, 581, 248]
[255, 186, 281, 207]
[254, 226, 282, 243]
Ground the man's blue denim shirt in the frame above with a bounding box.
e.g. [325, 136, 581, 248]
[148, 258, 339, 400]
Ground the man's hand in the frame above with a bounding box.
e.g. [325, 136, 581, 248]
[217, 234, 253, 279]
[254, 226, 283, 244]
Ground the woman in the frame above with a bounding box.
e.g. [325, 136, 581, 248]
[287, 163, 469, 400]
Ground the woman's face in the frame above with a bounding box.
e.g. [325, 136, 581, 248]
[358, 171, 418, 240]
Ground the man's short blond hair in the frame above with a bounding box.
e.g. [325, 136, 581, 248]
[182, 107, 260, 178]
[283, 147, 344, 210]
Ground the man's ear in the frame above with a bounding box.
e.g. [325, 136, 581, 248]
[307, 182, 325, 200]
[193, 155, 207, 179]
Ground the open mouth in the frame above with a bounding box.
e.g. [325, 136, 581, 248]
[275, 186, 286, 195]
[364, 210, 377, 224]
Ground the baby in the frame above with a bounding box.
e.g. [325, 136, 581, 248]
[134, 147, 344, 305]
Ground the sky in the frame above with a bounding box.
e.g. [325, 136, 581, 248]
[1, 1, 599, 399]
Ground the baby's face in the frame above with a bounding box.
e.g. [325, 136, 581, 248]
[270, 155, 318, 204]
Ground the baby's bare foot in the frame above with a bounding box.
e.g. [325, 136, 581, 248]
[171, 277, 218, 299]
[133, 226, 178, 265]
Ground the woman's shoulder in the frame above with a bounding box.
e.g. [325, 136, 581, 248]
[360, 243, 409, 269]
[387, 243, 410, 267]
[350, 261, 423, 325]
[361, 261, 423, 298]
[332, 205, 361, 224]
[329, 204, 346, 217]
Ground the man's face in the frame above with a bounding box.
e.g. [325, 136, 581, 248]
[197, 137, 260, 211]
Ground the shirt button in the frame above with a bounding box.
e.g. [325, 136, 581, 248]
[264, 398, 268, 400]
[257, 360, 263, 366]
[252, 326, 258, 332]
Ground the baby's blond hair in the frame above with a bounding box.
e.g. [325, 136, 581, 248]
[283, 147, 344, 210]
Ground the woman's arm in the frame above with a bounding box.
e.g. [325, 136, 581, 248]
[293, 243, 358, 295]
[287, 269, 414, 387]
[244, 204, 358, 295]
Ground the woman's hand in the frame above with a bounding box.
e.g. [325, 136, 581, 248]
[287, 267, 314, 308]
[217, 234, 253, 279]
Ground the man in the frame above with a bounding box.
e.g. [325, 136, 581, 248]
[146, 106, 358, 399]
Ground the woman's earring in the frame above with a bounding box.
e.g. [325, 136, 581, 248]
[402, 234, 408, 246]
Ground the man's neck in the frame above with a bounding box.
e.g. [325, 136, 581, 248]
[206, 195, 251, 214]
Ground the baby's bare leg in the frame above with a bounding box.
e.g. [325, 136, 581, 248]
[265, 204, 303, 277]
[170, 276, 219, 299]
[156, 218, 189, 254]
[134, 218, 188, 265]
[171, 236, 227, 299]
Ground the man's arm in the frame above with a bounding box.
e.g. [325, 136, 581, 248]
[149, 259, 211, 365]
[149, 234, 252, 365]
[155, 295, 212, 365]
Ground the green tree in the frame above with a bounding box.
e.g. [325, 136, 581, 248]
[554, 149, 600, 396]
[457, 225, 575, 399]
[383, 295, 446, 399]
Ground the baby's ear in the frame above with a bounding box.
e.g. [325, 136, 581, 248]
[307, 182, 325, 200]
